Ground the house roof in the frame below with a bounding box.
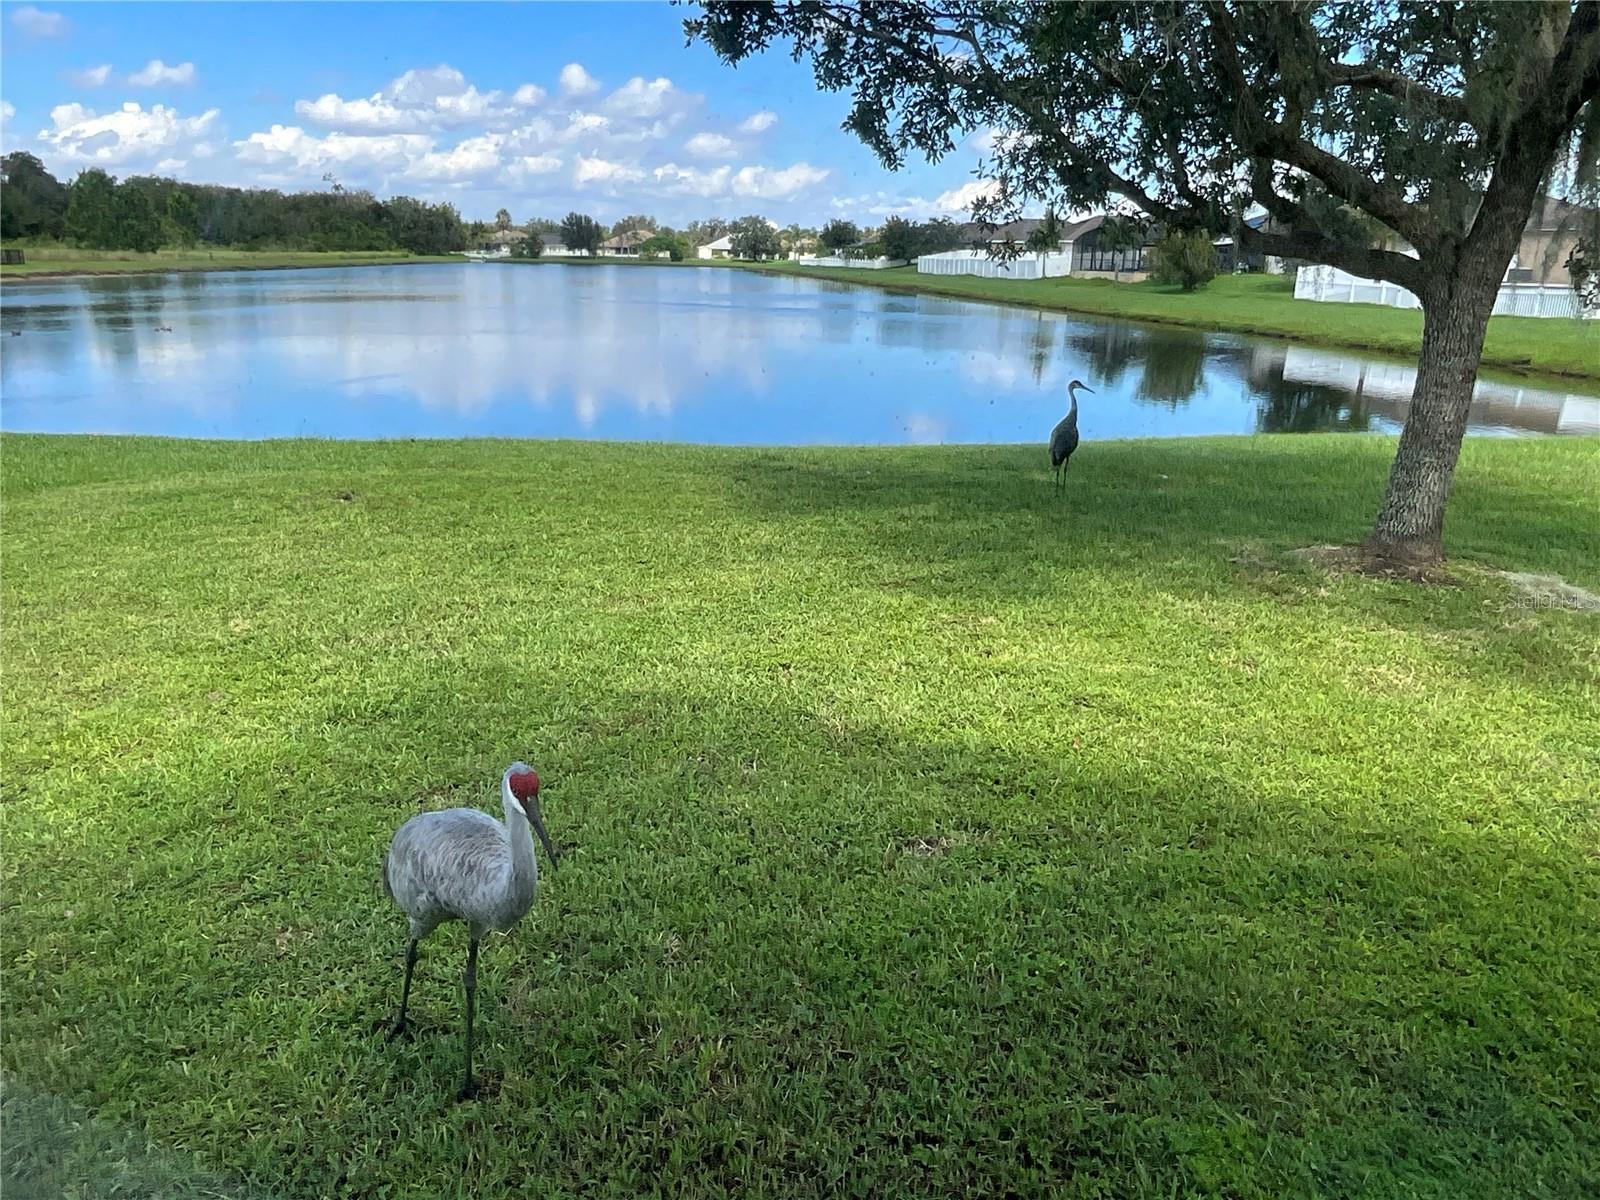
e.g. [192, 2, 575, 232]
[487, 229, 528, 245]
[537, 231, 568, 247]
[1060, 214, 1106, 240]
[701, 234, 734, 250]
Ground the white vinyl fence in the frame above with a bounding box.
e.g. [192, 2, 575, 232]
[1294, 264, 1592, 319]
[792, 256, 907, 269]
[916, 250, 1074, 280]
[1491, 283, 1589, 318]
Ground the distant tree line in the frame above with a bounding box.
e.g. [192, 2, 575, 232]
[0, 152, 467, 255]
[2, 151, 982, 267]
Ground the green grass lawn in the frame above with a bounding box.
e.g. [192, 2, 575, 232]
[3, 434, 1597, 1199]
[747, 265, 1600, 382]
[0, 246, 461, 278]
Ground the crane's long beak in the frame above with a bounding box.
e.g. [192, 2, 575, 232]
[528, 805, 560, 869]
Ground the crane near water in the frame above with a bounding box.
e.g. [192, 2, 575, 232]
[383, 762, 559, 1101]
[1049, 379, 1095, 488]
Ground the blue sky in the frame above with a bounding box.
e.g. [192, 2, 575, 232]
[0, 1, 998, 225]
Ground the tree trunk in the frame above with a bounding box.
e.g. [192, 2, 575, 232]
[1363, 277, 1500, 567]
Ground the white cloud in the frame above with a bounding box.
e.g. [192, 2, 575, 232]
[10, 6, 68, 37]
[651, 160, 830, 200]
[684, 132, 736, 159]
[296, 93, 410, 131]
[731, 162, 830, 198]
[935, 179, 1002, 213]
[412, 133, 503, 181]
[1, 101, 14, 130]
[574, 155, 644, 186]
[738, 110, 777, 134]
[604, 76, 676, 119]
[40, 101, 220, 168]
[561, 111, 610, 139]
[651, 163, 729, 197]
[828, 190, 944, 219]
[559, 63, 600, 97]
[234, 124, 432, 174]
[130, 60, 197, 88]
[509, 153, 562, 177]
[68, 64, 112, 88]
[296, 65, 536, 134]
[965, 126, 1028, 160]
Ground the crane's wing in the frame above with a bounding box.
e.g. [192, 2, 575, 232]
[386, 809, 510, 923]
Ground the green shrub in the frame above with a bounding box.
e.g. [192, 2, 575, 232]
[1149, 229, 1219, 291]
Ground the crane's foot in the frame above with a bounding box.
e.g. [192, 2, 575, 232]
[382, 1014, 414, 1042]
[455, 1078, 479, 1104]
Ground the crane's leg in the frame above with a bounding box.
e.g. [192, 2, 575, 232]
[457, 937, 480, 1102]
[386, 937, 419, 1041]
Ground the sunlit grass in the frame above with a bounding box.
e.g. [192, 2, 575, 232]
[3, 433, 1597, 1198]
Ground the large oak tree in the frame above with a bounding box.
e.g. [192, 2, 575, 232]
[687, 1, 1600, 567]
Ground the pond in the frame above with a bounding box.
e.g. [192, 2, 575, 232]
[3, 262, 1596, 441]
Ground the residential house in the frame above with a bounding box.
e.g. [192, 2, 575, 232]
[1510, 195, 1596, 285]
[599, 229, 652, 257]
[1212, 213, 1274, 274]
[696, 234, 735, 260]
[955, 218, 1066, 252]
[537, 232, 587, 256]
[473, 229, 528, 257]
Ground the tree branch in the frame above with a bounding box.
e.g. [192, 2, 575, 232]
[1238, 224, 1426, 294]
[1204, 1, 1440, 255]
[1326, 63, 1471, 125]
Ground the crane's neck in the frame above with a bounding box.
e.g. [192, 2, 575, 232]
[1067, 383, 1081, 420]
[500, 789, 539, 898]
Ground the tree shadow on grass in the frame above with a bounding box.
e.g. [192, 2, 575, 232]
[713, 441, 1599, 658]
[5, 660, 1595, 1197]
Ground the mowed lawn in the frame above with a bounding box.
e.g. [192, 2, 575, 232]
[3, 434, 1597, 1199]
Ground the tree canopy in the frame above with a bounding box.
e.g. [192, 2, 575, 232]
[612, 214, 659, 235]
[688, 1, 1600, 566]
[0, 152, 69, 240]
[729, 214, 782, 259]
[819, 219, 862, 251]
[2, 157, 466, 254]
[559, 212, 606, 256]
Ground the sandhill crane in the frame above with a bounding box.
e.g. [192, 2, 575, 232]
[383, 762, 559, 1101]
[1049, 379, 1095, 488]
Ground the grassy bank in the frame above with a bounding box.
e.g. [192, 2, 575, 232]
[0, 246, 461, 278]
[745, 264, 1599, 381]
[4, 434, 1597, 1197]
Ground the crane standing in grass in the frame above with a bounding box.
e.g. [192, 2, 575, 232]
[383, 762, 559, 1101]
[1050, 379, 1096, 489]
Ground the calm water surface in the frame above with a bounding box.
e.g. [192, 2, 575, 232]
[3, 263, 1596, 441]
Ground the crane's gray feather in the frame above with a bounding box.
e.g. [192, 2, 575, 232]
[385, 807, 537, 939]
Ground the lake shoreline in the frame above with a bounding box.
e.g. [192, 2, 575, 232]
[749, 263, 1599, 383]
[520, 257, 1600, 383]
[9, 251, 1593, 383]
[0, 253, 460, 280]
